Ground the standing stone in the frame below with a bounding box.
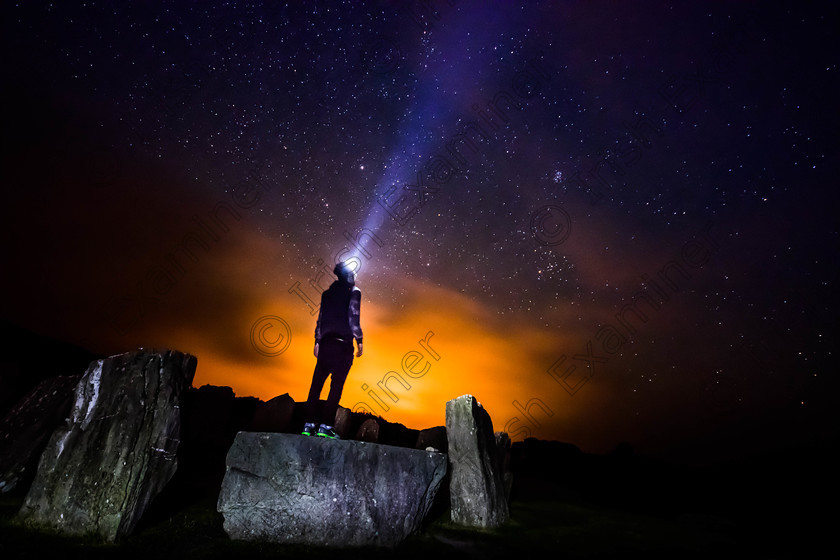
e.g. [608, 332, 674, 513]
[378, 421, 419, 448]
[250, 393, 295, 432]
[355, 417, 380, 442]
[177, 384, 236, 494]
[495, 431, 513, 502]
[181, 385, 236, 450]
[415, 426, 448, 453]
[445, 394, 509, 528]
[0, 375, 81, 494]
[17, 349, 196, 541]
[334, 405, 353, 438]
[217, 432, 447, 547]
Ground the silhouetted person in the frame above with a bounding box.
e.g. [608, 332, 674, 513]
[302, 261, 363, 439]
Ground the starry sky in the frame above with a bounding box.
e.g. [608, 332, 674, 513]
[2, 1, 837, 465]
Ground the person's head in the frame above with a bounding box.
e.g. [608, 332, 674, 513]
[334, 261, 356, 285]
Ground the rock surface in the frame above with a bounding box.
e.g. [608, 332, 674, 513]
[445, 394, 509, 528]
[177, 384, 240, 497]
[17, 349, 196, 541]
[334, 405, 353, 438]
[495, 431, 513, 502]
[355, 417, 380, 442]
[0, 375, 81, 494]
[416, 425, 448, 453]
[217, 432, 447, 547]
[249, 392, 295, 432]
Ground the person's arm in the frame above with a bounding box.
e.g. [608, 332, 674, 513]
[350, 287, 363, 357]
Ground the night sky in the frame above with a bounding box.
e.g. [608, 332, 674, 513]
[2, 1, 837, 465]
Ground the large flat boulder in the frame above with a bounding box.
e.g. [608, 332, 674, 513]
[16, 349, 196, 541]
[445, 394, 509, 528]
[217, 432, 447, 547]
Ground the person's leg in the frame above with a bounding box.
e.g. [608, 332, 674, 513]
[304, 358, 330, 433]
[307, 360, 330, 402]
[320, 342, 354, 428]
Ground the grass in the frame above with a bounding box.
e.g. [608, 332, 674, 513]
[1, 483, 757, 560]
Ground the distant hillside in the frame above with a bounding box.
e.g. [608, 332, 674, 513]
[0, 320, 101, 418]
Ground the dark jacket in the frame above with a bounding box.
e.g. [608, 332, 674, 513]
[314, 281, 363, 344]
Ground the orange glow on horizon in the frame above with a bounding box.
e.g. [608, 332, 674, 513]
[182, 276, 588, 438]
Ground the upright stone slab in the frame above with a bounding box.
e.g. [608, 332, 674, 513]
[0, 375, 81, 494]
[17, 349, 196, 541]
[355, 417, 380, 442]
[445, 394, 509, 528]
[495, 431, 513, 502]
[217, 432, 447, 547]
[415, 425, 447, 453]
[250, 392, 295, 432]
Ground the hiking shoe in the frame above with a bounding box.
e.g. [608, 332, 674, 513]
[316, 424, 339, 439]
[301, 422, 317, 436]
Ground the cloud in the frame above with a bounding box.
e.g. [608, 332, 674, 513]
[188, 272, 596, 436]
